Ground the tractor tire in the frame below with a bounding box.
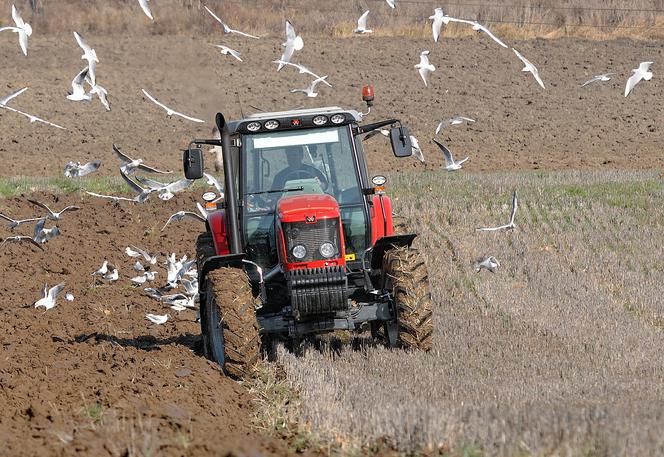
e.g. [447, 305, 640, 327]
[196, 232, 216, 263]
[202, 267, 261, 379]
[382, 245, 434, 351]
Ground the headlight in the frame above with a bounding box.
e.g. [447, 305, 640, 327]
[246, 121, 261, 132]
[319, 242, 335, 258]
[264, 119, 279, 130]
[330, 114, 345, 124]
[292, 245, 307, 260]
[312, 115, 328, 126]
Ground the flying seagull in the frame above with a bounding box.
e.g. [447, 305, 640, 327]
[437, 12, 508, 48]
[33, 218, 60, 244]
[161, 206, 206, 231]
[67, 67, 92, 102]
[0, 4, 32, 56]
[354, 11, 372, 34]
[204, 5, 259, 39]
[386, 0, 395, 8]
[85, 191, 137, 203]
[142, 89, 205, 123]
[133, 175, 194, 200]
[290, 76, 329, 98]
[581, 72, 616, 87]
[410, 135, 425, 163]
[34, 283, 65, 310]
[625, 61, 653, 97]
[85, 74, 110, 111]
[112, 144, 171, 175]
[277, 20, 304, 71]
[475, 256, 500, 273]
[0, 87, 27, 106]
[138, 0, 153, 20]
[415, 50, 435, 87]
[429, 8, 445, 43]
[433, 138, 468, 171]
[27, 199, 80, 221]
[0, 103, 66, 129]
[74, 32, 98, 86]
[513, 48, 545, 89]
[125, 245, 158, 265]
[146, 313, 168, 325]
[64, 160, 101, 178]
[120, 169, 154, 203]
[0, 212, 40, 229]
[0, 235, 43, 250]
[213, 44, 242, 62]
[435, 116, 475, 135]
[272, 60, 332, 87]
[476, 190, 518, 232]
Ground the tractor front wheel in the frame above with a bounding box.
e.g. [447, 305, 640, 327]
[202, 267, 261, 379]
[382, 245, 434, 351]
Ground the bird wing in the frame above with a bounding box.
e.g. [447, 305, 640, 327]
[161, 211, 205, 231]
[418, 52, 430, 67]
[130, 245, 153, 262]
[71, 67, 89, 94]
[134, 175, 165, 190]
[0, 213, 17, 225]
[476, 225, 505, 232]
[18, 30, 28, 56]
[60, 205, 81, 214]
[74, 32, 91, 54]
[171, 109, 205, 123]
[142, 89, 171, 113]
[165, 178, 194, 194]
[0, 26, 21, 33]
[48, 283, 66, 300]
[512, 48, 528, 67]
[112, 144, 134, 164]
[137, 162, 171, 174]
[285, 20, 297, 41]
[0, 87, 27, 106]
[386, 0, 395, 8]
[203, 173, 223, 192]
[27, 199, 55, 218]
[474, 22, 508, 48]
[121, 169, 149, 195]
[204, 5, 231, 33]
[1, 235, 44, 250]
[418, 67, 430, 86]
[86, 191, 133, 202]
[79, 160, 101, 176]
[33, 217, 46, 239]
[309, 75, 328, 92]
[229, 27, 259, 39]
[624, 72, 641, 97]
[533, 70, 545, 89]
[0, 104, 66, 130]
[639, 61, 654, 72]
[432, 138, 454, 165]
[410, 136, 425, 163]
[12, 4, 24, 28]
[581, 76, 598, 87]
[357, 10, 370, 29]
[138, 0, 154, 20]
[509, 190, 518, 225]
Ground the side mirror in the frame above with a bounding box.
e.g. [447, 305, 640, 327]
[183, 148, 204, 179]
[389, 126, 412, 158]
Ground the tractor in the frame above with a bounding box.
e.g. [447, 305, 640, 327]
[183, 87, 434, 378]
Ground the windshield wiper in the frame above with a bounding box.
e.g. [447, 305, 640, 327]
[248, 186, 304, 196]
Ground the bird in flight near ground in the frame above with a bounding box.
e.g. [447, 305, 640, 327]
[513, 48, 545, 89]
[476, 190, 518, 231]
[415, 50, 435, 86]
[624, 62, 653, 97]
[433, 139, 468, 171]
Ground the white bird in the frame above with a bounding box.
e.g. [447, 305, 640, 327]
[476, 190, 518, 232]
[104, 268, 119, 282]
[67, 67, 92, 102]
[161, 209, 206, 231]
[513, 48, 545, 89]
[0, 235, 43, 250]
[415, 51, 435, 87]
[0, 5, 32, 56]
[144, 271, 158, 281]
[65, 292, 74, 301]
[429, 8, 445, 43]
[272, 60, 332, 87]
[138, 0, 153, 20]
[468, 21, 508, 48]
[433, 139, 468, 171]
[34, 283, 65, 310]
[85, 192, 138, 203]
[0, 87, 27, 106]
[410, 135, 425, 163]
[92, 260, 109, 277]
[204, 173, 225, 198]
[134, 260, 144, 271]
[363, 128, 390, 141]
[204, 5, 259, 39]
[435, 116, 475, 135]
[33, 218, 60, 244]
[63, 160, 101, 178]
[277, 20, 304, 71]
[0, 212, 40, 229]
[131, 275, 147, 285]
[213, 44, 242, 62]
[290, 76, 329, 98]
[145, 313, 168, 325]
[142, 89, 205, 123]
[624, 61, 653, 97]
[85, 74, 111, 111]
[133, 175, 194, 201]
[581, 72, 616, 87]
[27, 199, 80, 221]
[475, 256, 500, 273]
[385, 0, 395, 8]
[0, 103, 66, 129]
[354, 11, 372, 34]
[182, 278, 198, 297]
[112, 144, 171, 175]
[120, 169, 154, 203]
[73, 32, 98, 86]
[125, 245, 158, 265]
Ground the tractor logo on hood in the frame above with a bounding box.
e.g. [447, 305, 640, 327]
[305, 215, 316, 223]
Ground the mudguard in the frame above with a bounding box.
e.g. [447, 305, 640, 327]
[369, 234, 417, 270]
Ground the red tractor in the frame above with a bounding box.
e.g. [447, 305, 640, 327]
[183, 89, 433, 378]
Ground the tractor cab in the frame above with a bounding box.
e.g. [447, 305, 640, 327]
[183, 90, 433, 379]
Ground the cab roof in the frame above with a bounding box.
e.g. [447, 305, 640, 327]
[227, 106, 363, 134]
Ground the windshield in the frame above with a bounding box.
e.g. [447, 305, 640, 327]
[241, 126, 368, 267]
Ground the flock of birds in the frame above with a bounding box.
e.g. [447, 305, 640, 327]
[0, 1, 656, 316]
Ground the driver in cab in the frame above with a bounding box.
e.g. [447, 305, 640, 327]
[270, 145, 328, 191]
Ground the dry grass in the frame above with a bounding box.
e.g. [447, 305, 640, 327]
[5, 0, 664, 39]
[276, 169, 664, 456]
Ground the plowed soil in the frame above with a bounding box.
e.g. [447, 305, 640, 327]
[0, 193, 288, 456]
[1, 35, 663, 175]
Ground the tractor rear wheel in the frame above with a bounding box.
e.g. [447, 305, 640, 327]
[202, 267, 261, 379]
[382, 245, 434, 351]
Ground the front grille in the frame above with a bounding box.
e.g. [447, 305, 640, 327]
[284, 219, 341, 263]
[286, 266, 349, 320]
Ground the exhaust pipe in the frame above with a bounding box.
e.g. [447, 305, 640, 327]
[216, 112, 242, 255]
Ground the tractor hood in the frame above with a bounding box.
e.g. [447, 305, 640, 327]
[277, 194, 340, 224]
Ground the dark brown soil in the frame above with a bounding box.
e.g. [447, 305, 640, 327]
[0, 192, 289, 456]
[1, 35, 663, 176]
